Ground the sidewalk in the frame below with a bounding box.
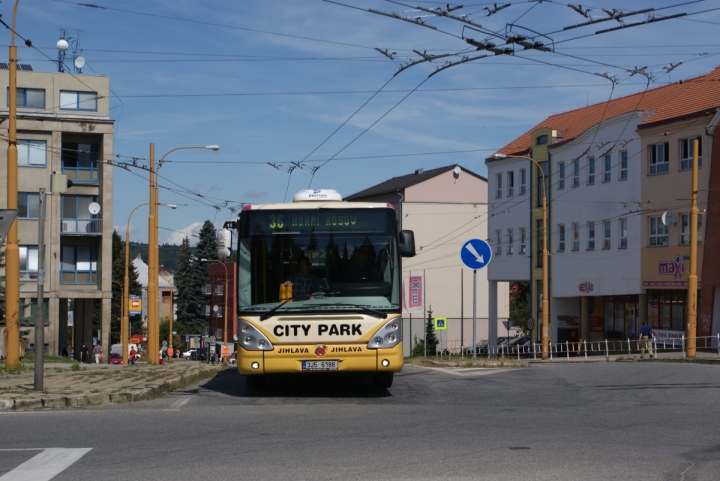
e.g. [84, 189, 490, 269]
[0, 360, 224, 411]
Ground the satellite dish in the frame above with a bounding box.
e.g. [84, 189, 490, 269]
[57, 39, 69, 51]
[88, 202, 101, 215]
[661, 212, 675, 227]
[213, 305, 219, 312]
[74, 56, 85, 69]
[454, 166, 461, 175]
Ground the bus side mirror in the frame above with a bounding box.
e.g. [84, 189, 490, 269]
[398, 230, 415, 257]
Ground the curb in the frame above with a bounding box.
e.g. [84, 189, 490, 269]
[0, 365, 223, 411]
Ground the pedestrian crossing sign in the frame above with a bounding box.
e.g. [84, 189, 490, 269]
[434, 317, 447, 330]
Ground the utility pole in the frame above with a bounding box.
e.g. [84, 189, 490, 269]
[147, 144, 158, 364]
[686, 139, 699, 357]
[33, 188, 46, 391]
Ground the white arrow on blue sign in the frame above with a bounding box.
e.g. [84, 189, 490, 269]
[460, 239, 492, 270]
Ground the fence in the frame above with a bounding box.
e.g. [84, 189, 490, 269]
[431, 334, 720, 361]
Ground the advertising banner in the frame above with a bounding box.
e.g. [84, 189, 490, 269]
[652, 329, 684, 347]
[402, 276, 423, 314]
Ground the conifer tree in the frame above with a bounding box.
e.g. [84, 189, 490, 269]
[175, 237, 206, 333]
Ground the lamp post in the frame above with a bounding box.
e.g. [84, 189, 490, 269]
[4, 0, 22, 368]
[201, 259, 229, 365]
[147, 144, 219, 364]
[493, 153, 549, 360]
[123, 202, 176, 365]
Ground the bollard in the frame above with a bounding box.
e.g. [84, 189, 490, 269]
[566, 341, 570, 361]
[628, 339, 631, 356]
[682, 335, 686, 359]
[533, 343, 537, 360]
[584, 340, 587, 361]
[550, 341, 553, 360]
[605, 339, 609, 361]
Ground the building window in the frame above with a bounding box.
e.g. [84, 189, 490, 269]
[680, 213, 703, 245]
[603, 221, 611, 249]
[507, 171, 514, 197]
[557, 224, 565, 252]
[649, 142, 669, 175]
[496, 173, 502, 199]
[619, 218, 627, 248]
[59, 90, 98, 111]
[18, 140, 47, 167]
[61, 195, 100, 234]
[520, 227, 526, 254]
[558, 162, 565, 189]
[8, 87, 45, 108]
[495, 229, 502, 255]
[572, 223, 580, 251]
[20, 245, 39, 281]
[647, 290, 688, 331]
[573, 159, 580, 187]
[536, 219, 543, 268]
[680, 137, 702, 170]
[588, 221, 595, 250]
[62, 142, 99, 183]
[18, 192, 40, 219]
[507, 228, 514, 254]
[619, 151, 628, 180]
[603, 154, 612, 182]
[536, 134, 548, 145]
[588, 157, 595, 185]
[649, 217, 669, 246]
[60, 245, 98, 284]
[520, 169, 526, 195]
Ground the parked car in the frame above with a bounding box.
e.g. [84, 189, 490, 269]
[108, 352, 123, 364]
[464, 337, 513, 355]
[196, 348, 208, 361]
[183, 349, 197, 360]
[509, 336, 533, 355]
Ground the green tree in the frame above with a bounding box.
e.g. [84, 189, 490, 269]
[175, 237, 206, 334]
[196, 220, 218, 264]
[411, 307, 439, 357]
[509, 282, 530, 334]
[110, 231, 143, 344]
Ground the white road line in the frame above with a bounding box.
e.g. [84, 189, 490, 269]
[0, 448, 91, 481]
[163, 396, 191, 411]
[415, 366, 515, 376]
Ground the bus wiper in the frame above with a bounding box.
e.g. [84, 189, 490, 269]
[314, 302, 386, 318]
[259, 299, 293, 321]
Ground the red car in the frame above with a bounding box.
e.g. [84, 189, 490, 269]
[109, 352, 123, 364]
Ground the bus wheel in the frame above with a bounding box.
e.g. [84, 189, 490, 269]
[372, 372, 393, 389]
[246, 375, 265, 389]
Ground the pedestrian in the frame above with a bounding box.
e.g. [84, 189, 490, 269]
[80, 344, 89, 363]
[62, 346, 69, 358]
[222, 345, 229, 364]
[129, 346, 137, 365]
[93, 343, 103, 364]
[638, 321, 653, 359]
[159, 348, 164, 365]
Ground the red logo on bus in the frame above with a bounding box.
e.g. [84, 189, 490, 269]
[315, 345, 326, 357]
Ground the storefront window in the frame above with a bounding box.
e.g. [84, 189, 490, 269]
[647, 290, 687, 331]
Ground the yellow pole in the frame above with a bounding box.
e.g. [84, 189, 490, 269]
[147, 144, 158, 364]
[5, 0, 21, 368]
[223, 263, 228, 366]
[124, 203, 148, 365]
[686, 139, 699, 357]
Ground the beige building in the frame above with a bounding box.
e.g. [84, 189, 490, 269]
[347, 165, 510, 354]
[0, 67, 114, 359]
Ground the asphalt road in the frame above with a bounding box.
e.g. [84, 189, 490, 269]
[1, 362, 718, 481]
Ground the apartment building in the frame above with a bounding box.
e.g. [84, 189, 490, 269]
[0, 67, 114, 358]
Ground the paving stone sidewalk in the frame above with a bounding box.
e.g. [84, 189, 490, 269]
[0, 361, 224, 411]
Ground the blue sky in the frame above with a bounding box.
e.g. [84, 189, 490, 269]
[6, 0, 720, 244]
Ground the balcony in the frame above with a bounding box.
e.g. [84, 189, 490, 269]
[61, 218, 102, 235]
[62, 165, 98, 184]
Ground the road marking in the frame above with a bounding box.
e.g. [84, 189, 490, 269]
[163, 396, 191, 411]
[0, 448, 91, 481]
[414, 366, 517, 377]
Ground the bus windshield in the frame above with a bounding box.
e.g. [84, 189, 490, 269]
[237, 208, 400, 315]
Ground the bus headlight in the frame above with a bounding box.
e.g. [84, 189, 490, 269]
[238, 320, 273, 351]
[367, 317, 402, 349]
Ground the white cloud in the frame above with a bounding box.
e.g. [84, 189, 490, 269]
[162, 221, 204, 246]
[245, 190, 267, 199]
[113, 224, 138, 236]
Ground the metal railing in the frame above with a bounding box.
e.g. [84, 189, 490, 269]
[443, 335, 720, 361]
[61, 218, 102, 234]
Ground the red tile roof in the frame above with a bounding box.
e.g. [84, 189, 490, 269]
[495, 66, 720, 157]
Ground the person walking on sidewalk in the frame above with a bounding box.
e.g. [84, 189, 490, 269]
[80, 344, 89, 363]
[129, 346, 137, 365]
[639, 321, 653, 359]
[93, 343, 103, 364]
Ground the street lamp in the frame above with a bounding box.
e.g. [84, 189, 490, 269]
[147, 144, 219, 364]
[493, 153, 549, 360]
[201, 259, 229, 365]
[123, 201, 176, 365]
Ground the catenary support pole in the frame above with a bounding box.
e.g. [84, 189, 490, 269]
[686, 139, 699, 357]
[33, 188, 46, 391]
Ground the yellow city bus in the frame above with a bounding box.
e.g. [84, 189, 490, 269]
[232, 189, 415, 388]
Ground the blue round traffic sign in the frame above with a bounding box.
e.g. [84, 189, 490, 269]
[460, 239, 492, 269]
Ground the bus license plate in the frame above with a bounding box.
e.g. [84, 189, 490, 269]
[302, 360, 338, 371]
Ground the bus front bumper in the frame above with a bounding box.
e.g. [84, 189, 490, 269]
[238, 343, 403, 375]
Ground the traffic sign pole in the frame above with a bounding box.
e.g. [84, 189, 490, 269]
[472, 269, 477, 361]
[460, 239, 492, 362]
